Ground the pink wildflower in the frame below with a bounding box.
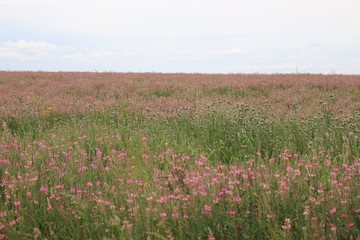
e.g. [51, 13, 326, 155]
[330, 208, 336, 214]
[123, 220, 132, 228]
[234, 196, 242, 202]
[208, 231, 216, 240]
[282, 218, 291, 230]
[286, 166, 293, 172]
[228, 211, 236, 216]
[203, 205, 212, 214]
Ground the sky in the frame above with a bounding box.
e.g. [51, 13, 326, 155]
[0, 0, 360, 74]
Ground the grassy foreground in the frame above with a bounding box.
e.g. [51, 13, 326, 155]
[0, 72, 359, 239]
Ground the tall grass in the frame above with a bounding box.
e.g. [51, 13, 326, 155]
[2, 103, 358, 163]
[0, 72, 359, 239]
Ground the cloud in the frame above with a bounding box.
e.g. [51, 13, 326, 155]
[265, 64, 313, 71]
[0, 0, 46, 5]
[174, 50, 193, 55]
[89, 50, 134, 58]
[309, 42, 324, 47]
[208, 48, 243, 56]
[61, 53, 91, 62]
[284, 52, 327, 61]
[322, 64, 336, 69]
[265, 63, 297, 70]
[252, 55, 275, 60]
[61, 50, 135, 61]
[348, 58, 359, 63]
[241, 65, 260, 70]
[236, 63, 297, 71]
[0, 40, 58, 60]
[233, 63, 314, 73]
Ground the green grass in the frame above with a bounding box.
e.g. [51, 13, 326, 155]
[2, 103, 358, 164]
[138, 89, 176, 98]
[0, 103, 359, 239]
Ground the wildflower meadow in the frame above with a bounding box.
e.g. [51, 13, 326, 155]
[0, 72, 359, 239]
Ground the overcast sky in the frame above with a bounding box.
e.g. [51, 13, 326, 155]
[1, 0, 359, 74]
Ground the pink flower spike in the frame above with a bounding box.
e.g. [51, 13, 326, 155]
[330, 208, 336, 214]
[282, 225, 291, 230]
[40, 186, 48, 193]
[234, 196, 242, 202]
[14, 201, 21, 207]
[228, 211, 236, 216]
[286, 166, 294, 172]
[204, 205, 212, 213]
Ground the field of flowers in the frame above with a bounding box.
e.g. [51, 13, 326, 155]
[0, 71, 359, 239]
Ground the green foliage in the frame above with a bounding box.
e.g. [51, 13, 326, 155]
[138, 88, 175, 98]
[1, 103, 359, 164]
[1, 100, 359, 240]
